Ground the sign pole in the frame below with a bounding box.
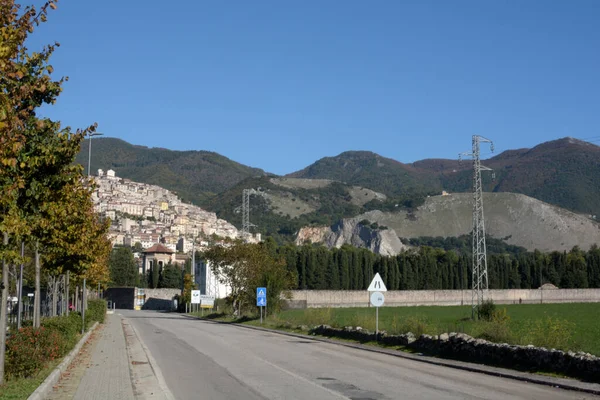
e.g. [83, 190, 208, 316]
[256, 287, 267, 324]
[368, 274, 386, 344]
[376, 306, 379, 342]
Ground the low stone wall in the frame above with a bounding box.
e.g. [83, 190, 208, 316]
[285, 289, 600, 308]
[311, 325, 600, 382]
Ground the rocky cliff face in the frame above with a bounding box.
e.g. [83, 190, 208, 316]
[296, 192, 600, 253]
[296, 218, 407, 256]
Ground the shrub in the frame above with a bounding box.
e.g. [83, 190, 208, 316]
[86, 299, 107, 326]
[522, 316, 574, 350]
[5, 327, 62, 378]
[475, 320, 514, 344]
[41, 313, 82, 355]
[347, 312, 376, 332]
[477, 299, 496, 321]
[396, 315, 431, 337]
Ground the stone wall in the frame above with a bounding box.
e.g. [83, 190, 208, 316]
[310, 325, 600, 383]
[285, 289, 600, 308]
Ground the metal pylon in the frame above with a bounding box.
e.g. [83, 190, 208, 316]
[460, 135, 494, 319]
[241, 189, 256, 240]
[242, 189, 250, 238]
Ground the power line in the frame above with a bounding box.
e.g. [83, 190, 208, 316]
[459, 135, 495, 320]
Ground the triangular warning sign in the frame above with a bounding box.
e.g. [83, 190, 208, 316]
[258, 289, 265, 296]
[367, 273, 387, 292]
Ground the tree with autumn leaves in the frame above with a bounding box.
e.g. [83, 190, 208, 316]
[0, 0, 111, 384]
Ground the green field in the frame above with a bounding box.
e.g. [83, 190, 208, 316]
[260, 303, 600, 356]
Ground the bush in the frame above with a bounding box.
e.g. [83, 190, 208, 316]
[41, 313, 82, 355]
[86, 299, 107, 326]
[477, 299, 496, 321]
[475, 320, 514, 344]
[5, 327, 62, 378]
[395, 315, 431, 337]
[523, 316, 574, 350]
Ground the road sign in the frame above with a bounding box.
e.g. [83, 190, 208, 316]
[367, 273, 387, 292]
[256, 287, 267, 307]
[191, 290, 201, 304]
[200, 295, 215, 308]
[370, 291, 385, 307]
[257, 287, 267, 323]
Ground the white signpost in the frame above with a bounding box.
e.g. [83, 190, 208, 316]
[191, 290, 201, 305]
[367, 273, 387, 340]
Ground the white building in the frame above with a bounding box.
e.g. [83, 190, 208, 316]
[195, 259, 230, 299]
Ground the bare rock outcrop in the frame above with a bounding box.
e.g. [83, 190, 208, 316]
[296, 218, 407, 256]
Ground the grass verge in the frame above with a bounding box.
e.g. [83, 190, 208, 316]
[0, 360, 60, 400]
[193, 303, 600, 356]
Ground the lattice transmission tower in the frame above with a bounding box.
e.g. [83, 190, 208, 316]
[459, 135, 495, 319]
[241, 189, 256, 240]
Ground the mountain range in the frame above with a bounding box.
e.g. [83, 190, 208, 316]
[77, 137, 600, 251]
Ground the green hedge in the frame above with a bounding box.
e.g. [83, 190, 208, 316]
[5, 299, 108, 380]
[85, 299, 107, 326]
[41, 313, 82, 355]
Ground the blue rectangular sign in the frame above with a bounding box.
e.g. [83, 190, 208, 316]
[257, 287, 267, 307]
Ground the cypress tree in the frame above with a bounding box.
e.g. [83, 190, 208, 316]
[339, 250, 350, 290]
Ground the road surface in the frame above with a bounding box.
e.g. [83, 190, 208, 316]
[121, 310, 597, 400]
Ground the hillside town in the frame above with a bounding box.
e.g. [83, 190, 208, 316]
[92, 168, 258, 253]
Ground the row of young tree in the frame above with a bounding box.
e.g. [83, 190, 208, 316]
[0, 1, 111, 384]
[273, 241, 600, 291]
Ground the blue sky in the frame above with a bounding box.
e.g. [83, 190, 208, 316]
[32, 0, 600, 174]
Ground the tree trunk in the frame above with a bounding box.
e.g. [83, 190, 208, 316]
[52, 277, 58, 317]
[65, 271, 70, 316]
[0, 232, 10, 385]
[33, 241, 41, 328]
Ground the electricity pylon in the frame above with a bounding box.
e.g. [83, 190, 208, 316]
[241, 189, 256, 240]
[459, 135, 495, 319]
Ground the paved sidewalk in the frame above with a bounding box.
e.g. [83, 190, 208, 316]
[72, 313, 135, 400]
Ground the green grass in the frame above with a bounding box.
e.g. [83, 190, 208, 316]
[0, 360, 60, 400]
[246, 303, 600, 356]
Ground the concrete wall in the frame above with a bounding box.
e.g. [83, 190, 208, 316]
[285, 289, 600, 308]
[104, 288, 135, 310]
[142, 288, 180, 311]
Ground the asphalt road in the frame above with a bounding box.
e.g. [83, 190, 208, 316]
[121, 310, 597, 400]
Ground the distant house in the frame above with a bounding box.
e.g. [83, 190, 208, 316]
[141, 243, 175, 275]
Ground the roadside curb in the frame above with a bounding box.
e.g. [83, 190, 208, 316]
[181, 314, 600, 396]
[27, 321, 99, 400]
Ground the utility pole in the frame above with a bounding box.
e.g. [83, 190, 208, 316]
[87, 132, 103, 177]
[191, 236, 196, 287]
[459, 135, 494, 319]
[17, 242, 24, 329]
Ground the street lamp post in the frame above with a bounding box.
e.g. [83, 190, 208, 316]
[87, 132, 104, 177]
[83, 132, 103, 332]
